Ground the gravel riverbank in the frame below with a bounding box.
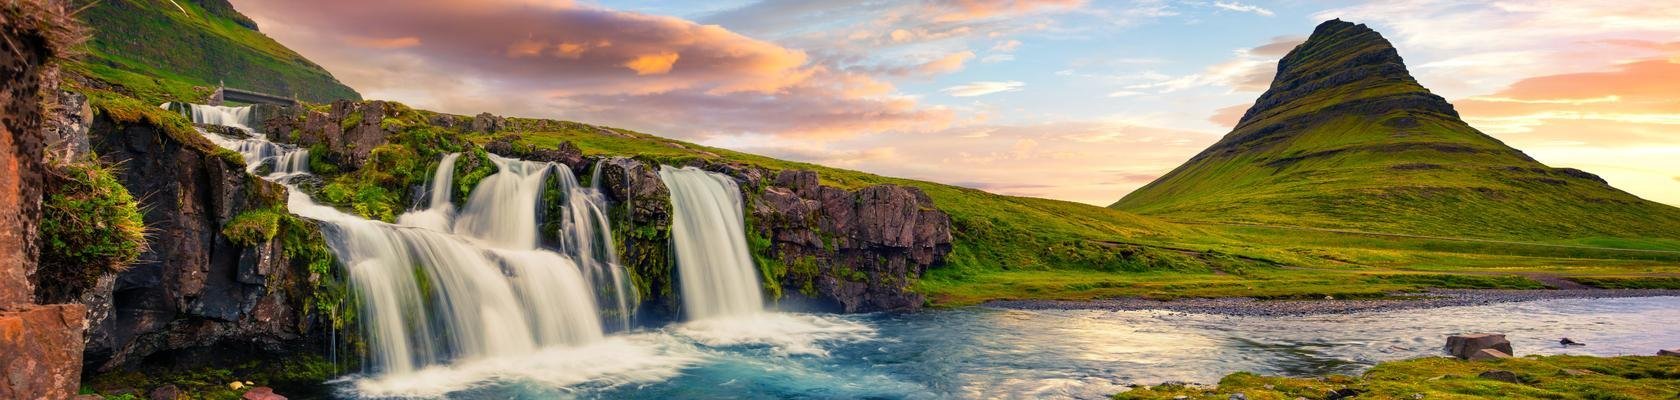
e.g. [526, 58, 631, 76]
[985, 289, 1680, 316]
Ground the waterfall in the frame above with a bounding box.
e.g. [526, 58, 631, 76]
[181, 104, 637, 377]
[658, 166, 764, 319]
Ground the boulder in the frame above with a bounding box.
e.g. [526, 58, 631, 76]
[1468, 348, 1513, 361]
[1478, 370, 1521, 383]
[242, 386, 287, 400]
[1659, 349, 1679, 357]
[1445, 333, 1513, 359]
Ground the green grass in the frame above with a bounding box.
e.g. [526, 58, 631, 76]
[1116, 355, 1680, 400]
[1112, 21, 1680, 244]
[465, 120, 1680, 307]
[72, 0, 358, 103]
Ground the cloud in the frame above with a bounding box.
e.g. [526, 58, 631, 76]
[230, 0, 955, 139]
[942, 81, 1024, 97]
[981, 53, 1016, 63]
[624, 52, 681, 75]
[991, 39, 1022, 52]
[1452, 54, 1680, 205]
[1116, 35, 1298, 95]
[346, 35, 421, 49]
[1212, 1, 1274, 17]
[1208, 103, 1248, 127]
[930, 0, 1086, 22]
[916, 51, 977, 75]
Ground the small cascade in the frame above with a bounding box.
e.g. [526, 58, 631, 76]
[658, 166, 764, 319]
[179, 103, 639, 377]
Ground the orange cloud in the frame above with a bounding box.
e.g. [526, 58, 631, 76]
[932, 0, 1085, 22]
[348, 35, 421, 49]
[917, 51, 976, 75]
[1452, 53, 1680, 205]
[624, 52, 680, 75]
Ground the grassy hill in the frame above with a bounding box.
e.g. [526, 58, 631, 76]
[71, 0, 359, 103]
[68, 6, 1680, 307]
[1111, 20, 1680, 247]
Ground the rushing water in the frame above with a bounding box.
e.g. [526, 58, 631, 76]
[178, 103, 1680, 399]
[659, 166, 765, 320]
[420, 296, 1680, 399]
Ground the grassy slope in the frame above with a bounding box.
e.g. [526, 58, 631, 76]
[1117, 355, 1680, 400]
[1110, 21, 1680, 246]
[72, 0, 358, 103]
[478, 123, 1680, 306]
[69, 6, 1680, 307]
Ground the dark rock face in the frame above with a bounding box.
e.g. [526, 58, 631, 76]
[735, 168, 953, 312]
[256, 100, 393, 170]
[44, 89, 92, 161]
[84, 114, 314, 371]
[471, 112, 504, 133]
[599, 157, 677, 318]
[482, 137, 588, 176]
[1445, 333, 1513, 360]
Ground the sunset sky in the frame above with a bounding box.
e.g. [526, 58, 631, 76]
[228, 0, 1680, 206]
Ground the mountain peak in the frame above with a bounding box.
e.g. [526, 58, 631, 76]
[1234, 19, 1443, 129]
[1110, 20, 1680, 241]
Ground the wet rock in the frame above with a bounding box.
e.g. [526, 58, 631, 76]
[599, 157, 676, 318]
[1445, 333, 1513, 359]
[1229, 393, 1247, 400]
[148, 384, 180, 400]
[482, 137, 588, 175]
[242, 386, 287, 400]
[83, 110, 309, 371]
[1659, 349, 1680, 357]
[1478, 370, 1521, 383]
[1469, 348, 1513, 361]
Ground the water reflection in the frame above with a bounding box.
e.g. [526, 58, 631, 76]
[349, 296, 1680, 399]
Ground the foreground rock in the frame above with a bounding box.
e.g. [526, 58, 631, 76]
[1, 1, 88, 398]
[1445, 333, 1514, 360]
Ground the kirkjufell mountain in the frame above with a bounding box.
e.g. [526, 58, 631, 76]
[1111, 19, 1680, 241]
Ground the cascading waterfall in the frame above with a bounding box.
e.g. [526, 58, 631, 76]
[178, 103, 638, 378]
[658, 166, 765, 319]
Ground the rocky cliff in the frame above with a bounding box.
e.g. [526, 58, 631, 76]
[253, 104, 953, 317]
[73, 100, 330, 372]
[1, 1, 88, 398]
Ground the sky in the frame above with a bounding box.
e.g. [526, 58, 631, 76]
[227, 0, 1680, 207]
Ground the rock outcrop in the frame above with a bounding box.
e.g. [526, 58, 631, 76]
[740, 169, 952, 312]
[2, 1, 90, 398]
[255, 100, 395, 171]
[82, 110, 317, 371]
[598, 157, 677, 318]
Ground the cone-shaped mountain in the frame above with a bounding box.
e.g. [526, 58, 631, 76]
[1111, 19, 1680, 241]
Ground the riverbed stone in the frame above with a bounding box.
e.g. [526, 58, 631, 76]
[1445, 333, 1513, 359]
[1468, 348, 1513, 361]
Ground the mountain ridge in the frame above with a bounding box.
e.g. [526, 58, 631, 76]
[1111, 19, 1680, 242]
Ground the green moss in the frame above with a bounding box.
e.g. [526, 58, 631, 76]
[37, 159, 147, 300]
[222, 209, 284, 246]
[1117, 355, 1680, 400]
